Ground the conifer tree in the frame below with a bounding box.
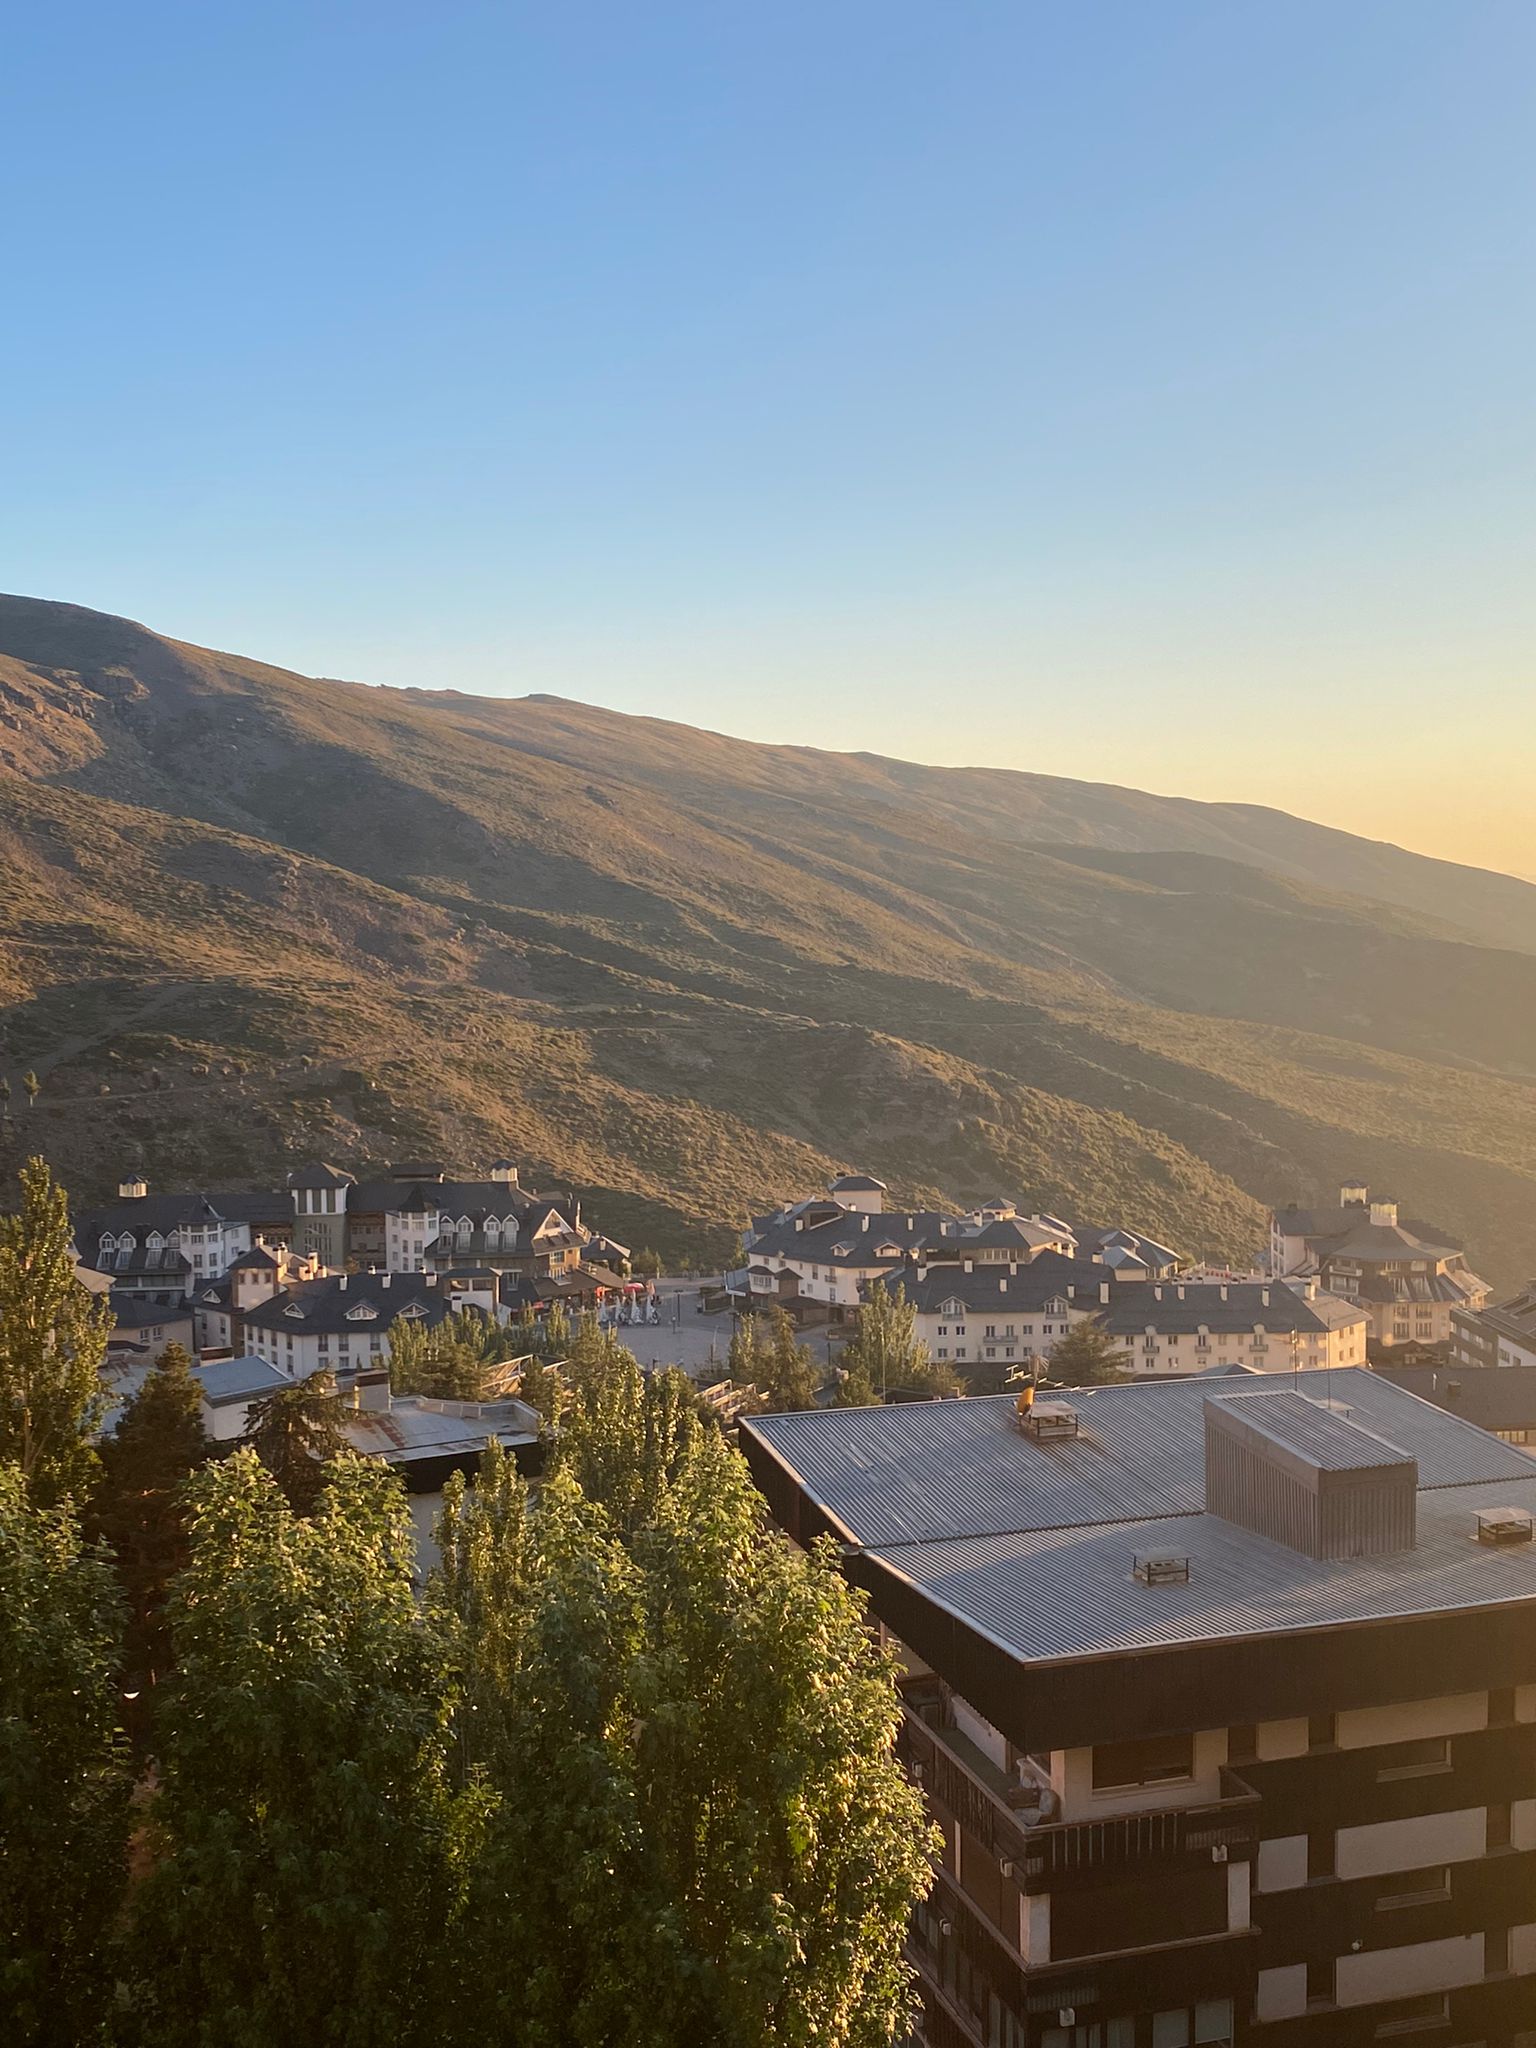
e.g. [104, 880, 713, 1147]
[755, 1305, 822, 1412]
[1045, 1317, 1131, 1385]
[125, 1453, 483, 2048]
[242, 1367, 348, 1513]
[91, 1343, 211, 1698]
[0, 1156, 113, 1505]
[0, 1467, 131, 2046]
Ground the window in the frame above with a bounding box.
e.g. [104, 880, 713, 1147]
[1150, 2005, 1232, 2048]
[1227, 1724, 1258, 1764]
[1487, 1802, 1512, 1850]
[1375, 1865, 1451, 1909]
[1376, 1735, 1452, 1781]
[1308, 1830, 1335, 1881]
[1308, 1713, 1336, 1750]
[1487, 1925, 1510, 1975]
[1306, 1957, 1335, 2008]
[1488, 1687, 1516, 1726]
[1091, 1732, 1194, 1791]
[1373, 1992, 1448, 2038]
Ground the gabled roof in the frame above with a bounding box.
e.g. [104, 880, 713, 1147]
[192, 1355, 293, 1406]
[287, 1162, 356, 1190]
[243, 1272, 452, 1336]
[829, 1174, 888, 1193]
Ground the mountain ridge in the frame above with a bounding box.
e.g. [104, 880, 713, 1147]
[0, 593, 1532, 1286]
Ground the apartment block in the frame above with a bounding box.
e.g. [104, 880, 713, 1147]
[741, 1374, 1536, 2048]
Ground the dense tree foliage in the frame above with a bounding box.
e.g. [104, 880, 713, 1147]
[389, 1308, 516, 1401]
[731, 1306, 823, 1412]
[123, 1453, 484, 2048]
[434, 1349, 936, 2047]
[834, 1285, 960, 1404]
[1046, 1318, 1131, 1385]
[242, 1367, 349, 1512]
[0, 1466, 131, 2046]
[90, 1343, 211, 1698]
[0, 1156, 113, 1505]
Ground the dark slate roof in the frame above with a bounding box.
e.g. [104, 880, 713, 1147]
[75, 1188, 291, 1243]
[243, 1273, 453, 1336]
[869, 1257, 1115, 1315]
[1098, 1280, 1367, 1337]
[107, 1295, 191, 1330]
[1374, 1365, 1536, 1437]
[829, 1174, 888, 1192]
[288, 1163, 355, 1189]
[1274, 1202, 1460, 1255]
[100, 1248, 192, 1279]
[741, 1370, 1535, 1551]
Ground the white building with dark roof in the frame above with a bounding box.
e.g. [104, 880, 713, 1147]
[1268, 1184, 1489, 1349]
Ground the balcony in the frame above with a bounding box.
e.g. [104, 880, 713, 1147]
[898, 1691, 1260, 1894]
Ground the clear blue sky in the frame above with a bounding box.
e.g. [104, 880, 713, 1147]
[5, 2, 1534, 872]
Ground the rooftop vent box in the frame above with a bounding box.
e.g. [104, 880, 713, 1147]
[1025, 1402, 1080, 1441]
[1475, 1506, 1534, 1548]
[1134, 1550, 1191, 1586]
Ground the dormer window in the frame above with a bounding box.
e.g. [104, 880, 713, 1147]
[283, 1303, 305, 1319]
[346, 1303, 378, 1322]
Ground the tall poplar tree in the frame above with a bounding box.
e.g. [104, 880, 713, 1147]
[0, 1156, 113, 1505]
[434, 1352, 937, 2048]
[0, 1466, 131, 2046]
[91, 1342, 211, 1698]
[125, 1452, 483, 2048]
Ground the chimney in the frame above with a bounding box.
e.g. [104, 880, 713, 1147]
[381, 1273, 391, 1289]
[337, 1275, 347, 1292]
[999, 1277, 1007, 1293]
[963, 1258, 973, 1274]
[916, 1262, 928, 1280]
[1261, 1287, 1270, 1307]
[862, 1214, 870, 1231]
[1100, 1282, 1110, 1303]
[1154, 1284, 1163, 1302]
[1219, 1285, 1228, 1302]
[1370, 1201, 1399, 1228]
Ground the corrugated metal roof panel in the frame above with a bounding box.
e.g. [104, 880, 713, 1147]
[743, 1370, 1533, 1549]
[862, 1472, 1536, 1661]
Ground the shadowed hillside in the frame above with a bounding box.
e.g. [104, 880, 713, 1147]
[1, 594, 1533, 1282]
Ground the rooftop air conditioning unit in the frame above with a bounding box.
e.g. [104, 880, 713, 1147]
[1026, 1402, 1080, 1441]
[1134, 1550, 1192, 1586]
[1476, 1507, 1534, 1548]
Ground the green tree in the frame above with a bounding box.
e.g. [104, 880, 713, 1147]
[125, 1453, 483, 2048]
[539, 1299, 571, 1360]
[840, 1282, 959, 1402]
[830, 1350, 880, 1408]
[518, 1355, 565, 1435]
[242, 1368, 348, 1513]
[631, 1246, 664, 1279]
[750, 1306, 822, 1413]
[389, 1312, 493, 1401]
[0, 1156, 113, 1505]
[1045, 1317, 1131, 1385]
[91, 1343, 211, 1699]
[433, 1424, 936, 2048]
[0, 1466, 131, 2046]
[554, 1345, 702, 1542]
[21, 1070, 39, 1108]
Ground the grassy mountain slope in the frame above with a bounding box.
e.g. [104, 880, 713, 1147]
[0, 595, 1532, 1283]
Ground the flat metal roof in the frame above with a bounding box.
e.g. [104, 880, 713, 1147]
[743, 1369, 1529, 1549]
